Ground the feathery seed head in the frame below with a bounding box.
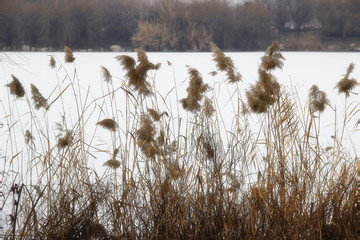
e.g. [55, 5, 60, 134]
[309, 85, 329, 113]
[97, 119, 118, 131]
[181, 66, 209, 113]
[260, 41, 284, 71]
[115, 50, 159, 96]
[25, 130, 35, 144]
[103, 159, 121, 169]
[101, 66, 112, 83]
[246, 41, 283, 113]
[203, 97, 215, 117]
[57, 130, 73, 148]
[335, 63, 358, 97]
[6, 75, 25, 98]
[49, 56, 56, 68]
[64, 46, 75, 63]
[115, 55, 136, 71]
[31, 84, 49, 110]
[136, 113, 159, 158]
[210, 42, 242, 83]
[148, 108, 161, 121]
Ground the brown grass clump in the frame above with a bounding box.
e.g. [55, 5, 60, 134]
[6, 74, 25, 98]
[246, 41, 283, 113]
[115, 49, 160, 95]
[100, 66, 112, 83]
[31, 84, 49, 110]
[335, 63, 359, 97]
[181, 66, 209, 113]
[49, 56, 56, 68]
[64, 46, 75, 63]
[210, 42, 241, 83]
[96, 118, 118, 131]
[309, 85, 329, 113]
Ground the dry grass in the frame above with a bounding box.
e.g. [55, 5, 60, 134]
[2, 42, 358, 239]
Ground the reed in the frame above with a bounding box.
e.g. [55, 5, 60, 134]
[1, 42, 357, 239]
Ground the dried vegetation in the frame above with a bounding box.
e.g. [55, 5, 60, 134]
[1, 42, 358, 239]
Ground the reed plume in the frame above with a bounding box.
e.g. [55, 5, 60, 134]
[260, 41, 285, 71]
[246, 42, 283, 113]
[115, 49, 160, 95]
[6, 75, 25, 98]
[202, 138, 215, 160]
[49, 56, 56, 68]
[103, 148, 120, 169]
[31, 84, 49, 110]
[57, 130, 73, 148]
[136, 113, 159, 158]
[335, 63, 358, 97]
[24, 130, 34, 144]
[203, 97, 215, 117]
[181, 66, 209, 113]
[308, 85, 328, 113]
[210, 42, 241, 83]
[209, 71, 218, 76]
[64, 46, 75, 63]
[96, 119, 118, 131]
[103, 159, 121, 169]
[148, 108, 161, 121]
[100, 66, 112, 83]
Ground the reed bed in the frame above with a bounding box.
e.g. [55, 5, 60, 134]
[1, 43, 358, 239]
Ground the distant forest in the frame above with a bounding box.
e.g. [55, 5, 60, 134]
[1, 0, 360, 51]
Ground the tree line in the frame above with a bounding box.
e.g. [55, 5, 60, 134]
[0, 0, 359, 51]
